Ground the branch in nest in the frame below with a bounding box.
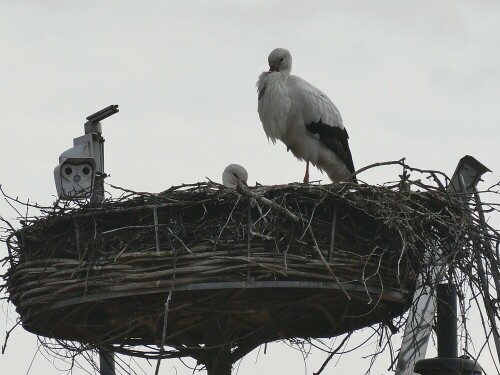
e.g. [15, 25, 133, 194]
[236, 181, 299, 222]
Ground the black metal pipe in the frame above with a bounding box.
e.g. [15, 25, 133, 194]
[99, 349, 115, 375]
[436, 283, 458, 358]
[204, 317, 232, 375]
[414, 283, 484, 374]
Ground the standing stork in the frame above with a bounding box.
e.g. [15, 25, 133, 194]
[257, 48, 356, 183]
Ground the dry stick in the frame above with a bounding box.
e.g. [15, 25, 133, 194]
[347, 158, 451, 186]
[113, 244, 129, 262]
[328, 205, 338, 262]
[73, 219, 81, 258]
[1, 321, 20, 354]
[430, 172, 445, 190]
[102, 224, 160, 235]
[313, 332, 352, 375]
[213, 195, 241, 251]
[153, 207, 160, 253]
[249, 231, 275, 241]
[2, 220, 17, 266]
[154, 287, 173, 375]
[108, 183, 158, 198]
[299, 194, 327, 241]
[347, 158, 406, 181]
[167, 228, 193, 254]
[247, 205, 252, 281]
[0, 186, 26, 218]
[308, 226, 350, 300]
[155, 243, 177, 375]
[237, 182, 299, 222]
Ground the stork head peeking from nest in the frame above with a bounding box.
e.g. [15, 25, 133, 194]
[222, 164, 248, 188]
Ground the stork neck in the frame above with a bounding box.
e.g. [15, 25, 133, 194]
[278, 68, 291, 77]
[269, 70, 290, 84]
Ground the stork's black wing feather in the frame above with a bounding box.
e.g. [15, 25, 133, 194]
[305, 121, 356, 177]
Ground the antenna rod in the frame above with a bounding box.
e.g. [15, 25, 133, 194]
[86, 104, 119, 123]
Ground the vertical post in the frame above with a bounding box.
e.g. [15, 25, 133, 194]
[204, 318, 233, 375]
[85, 120, 105, 204]
[91, 121, 115, 374]
[99, 349, 115, 375]
[436, 283, 458, 358]
[84, 105, 119, 375]
[206, 346, 232, 375]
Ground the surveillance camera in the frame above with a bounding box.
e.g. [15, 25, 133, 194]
[54, 142, 96, 200]
[54, 105, 118, 201]
[54, 160, 95, 199]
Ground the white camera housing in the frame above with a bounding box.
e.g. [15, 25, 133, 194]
[54, 105, 118, 201]
[54, 135, 98, 199]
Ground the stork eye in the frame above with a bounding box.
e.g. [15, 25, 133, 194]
[280, 57, 284, 62]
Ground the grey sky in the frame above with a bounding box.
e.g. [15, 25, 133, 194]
[1, 1, 499, 374]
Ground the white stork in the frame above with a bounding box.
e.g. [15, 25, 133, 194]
[257, 48, 356, 183]
[222, 164, 248, 188]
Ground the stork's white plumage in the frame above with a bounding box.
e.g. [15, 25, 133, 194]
[222, 164, 248, 188]
[257, 48, 356, 183]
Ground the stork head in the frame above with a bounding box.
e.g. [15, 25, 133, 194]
[268, 48, 292, 74]
[222, 164, 249, 188]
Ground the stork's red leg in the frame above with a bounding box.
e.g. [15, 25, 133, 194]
[303, 161, 310, 183]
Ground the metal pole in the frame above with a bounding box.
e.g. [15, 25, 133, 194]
[436, 283, 458, 358]
[204, 317, 232, 375]
[84, 105, 118, 375]
[99, 349, 115, 375]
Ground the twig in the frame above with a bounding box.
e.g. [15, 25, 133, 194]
[237, 181, 299, 222]
[167, 227, 193, 254]
[313, 332, 352, 375]
[2, 321, 20, 354]
[328, 205, 337, 262]
[154, 287, 173, 375]
[247, 204, 252, 281]
[308, 226, 350, 300]
[347, 158, 406, 181]
[153, 207, 161, 253]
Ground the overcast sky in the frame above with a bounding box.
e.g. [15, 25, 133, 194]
[1, 1, 499, 374]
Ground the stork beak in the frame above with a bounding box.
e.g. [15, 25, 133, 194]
[269, 66, 279, 72]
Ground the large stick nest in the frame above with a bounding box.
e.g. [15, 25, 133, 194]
[0, 161, 500, 372]
[2, 170, 488, 366]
